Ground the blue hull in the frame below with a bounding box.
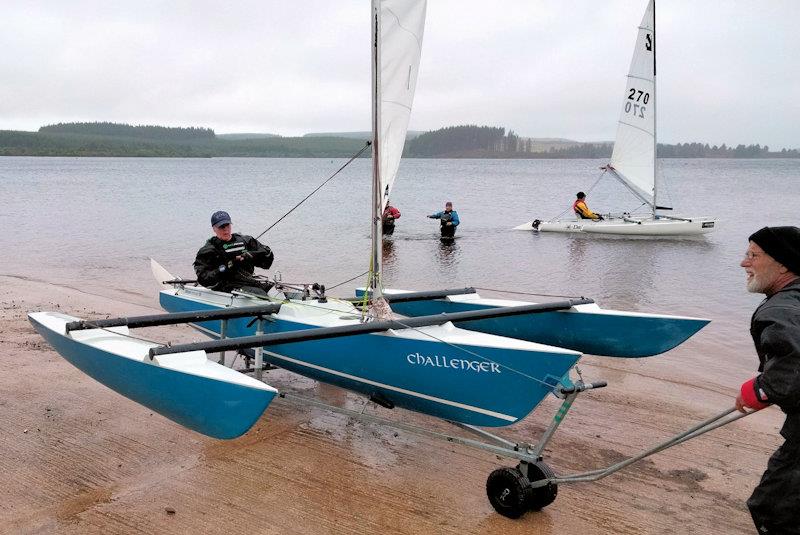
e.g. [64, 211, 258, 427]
[160, 292, 580, 427]
[355, 291, 708, 358]
[29, 314, 276, 439]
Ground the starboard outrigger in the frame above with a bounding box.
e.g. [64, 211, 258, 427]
[29, 0, 731, 520]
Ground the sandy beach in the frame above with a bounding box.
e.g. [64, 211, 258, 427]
[0, 273, 783, 534]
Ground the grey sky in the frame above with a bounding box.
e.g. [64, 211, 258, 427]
[1, 0, 798, 149]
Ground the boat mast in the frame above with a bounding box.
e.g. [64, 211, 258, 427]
[652, 0, 657, 217]
[369, 0, 383, 300]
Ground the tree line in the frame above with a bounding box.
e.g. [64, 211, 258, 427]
[1, 122, 796, 158]
[39, 122, 216, 141]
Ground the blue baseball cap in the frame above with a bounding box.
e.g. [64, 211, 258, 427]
[211, 210, 232, 228]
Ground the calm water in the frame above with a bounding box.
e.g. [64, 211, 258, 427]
[2, 156, 798, 385]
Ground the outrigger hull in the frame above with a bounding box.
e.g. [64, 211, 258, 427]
[514, 217, 716, 236]
[158, 287, 581, 427]
[355, 289, 709, 358]
[28, 311, 277, 439]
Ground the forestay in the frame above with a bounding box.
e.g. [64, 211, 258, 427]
[375, 0, 426, 210]
[608, 0, 656, 206]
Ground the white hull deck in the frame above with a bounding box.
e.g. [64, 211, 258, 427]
[514, 216, 716, 236]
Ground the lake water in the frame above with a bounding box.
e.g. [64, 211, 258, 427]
[1, 156, 798, 386]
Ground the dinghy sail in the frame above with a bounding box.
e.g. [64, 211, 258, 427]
[515, 0, 716, 236]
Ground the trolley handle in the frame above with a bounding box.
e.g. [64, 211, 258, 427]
[559, 381, 607, 395]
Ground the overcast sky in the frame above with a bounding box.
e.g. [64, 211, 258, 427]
[1, 0, 798, 149]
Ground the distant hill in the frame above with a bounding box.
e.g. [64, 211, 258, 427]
[39, 121, 215, 141]
[304, 131, 423, 140]
[217, 133, 280, 140]
[0, 121, 796, 158]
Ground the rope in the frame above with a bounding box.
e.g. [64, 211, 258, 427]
[255, 141, 371, 240]
[472, 286, 586, 299]
[79, 321, 170, 346]
[327, 270, 371, 291]
[549, 169, 608, 220]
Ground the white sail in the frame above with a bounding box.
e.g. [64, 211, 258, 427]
[608, 0, 655, 206]
[370, 0, 427, 300]
[376, 0, 426, 210]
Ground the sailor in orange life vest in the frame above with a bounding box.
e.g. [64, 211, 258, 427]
[735, 226, 800, 534]
[573, 191, 604, 220]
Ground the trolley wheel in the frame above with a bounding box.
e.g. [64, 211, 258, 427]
[486, 467, 532, 519]
[523, 461, 557, 510]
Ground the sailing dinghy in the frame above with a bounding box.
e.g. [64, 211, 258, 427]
[515, 0, 716, 236]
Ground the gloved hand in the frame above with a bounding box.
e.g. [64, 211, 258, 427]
[737, 377, 770, 412]
[427, 215, 436, 219]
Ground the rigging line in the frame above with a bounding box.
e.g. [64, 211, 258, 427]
[255, 141, 372, 240]
[471, 287, 586, 299]
[388, 317, 561, 390]
[79, 321, 170, 347]
[549, 169, 608, 221]
[327, 269, 371, 291]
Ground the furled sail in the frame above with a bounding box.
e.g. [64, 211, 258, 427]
[608, 0, 655, 206]
[376, 0, 426, 210]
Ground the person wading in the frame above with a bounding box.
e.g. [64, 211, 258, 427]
[428, 201, 460, 238]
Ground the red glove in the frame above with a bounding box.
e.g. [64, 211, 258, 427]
[740, 377, 770, 411]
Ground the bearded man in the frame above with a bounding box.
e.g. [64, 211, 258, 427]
[736, 226, 800, 534]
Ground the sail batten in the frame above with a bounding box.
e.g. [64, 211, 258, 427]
[608, 0, 656, 207]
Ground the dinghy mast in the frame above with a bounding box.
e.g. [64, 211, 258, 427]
[369, 0, 383, 301]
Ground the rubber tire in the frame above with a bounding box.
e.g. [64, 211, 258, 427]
[486, 467, 532, 519]
[524, 461, 558, 511]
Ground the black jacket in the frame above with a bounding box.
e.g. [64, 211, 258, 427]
[751, 278, 800, 438]
[193, 233, 274, 292]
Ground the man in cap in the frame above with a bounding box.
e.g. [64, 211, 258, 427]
[193, 211, 274, 294]
[736, 226, 800, 534]
[428, 201, 460, 238]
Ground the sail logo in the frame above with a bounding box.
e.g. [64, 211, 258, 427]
[645, 33, 652, 51]
[406, 352, 501, 374]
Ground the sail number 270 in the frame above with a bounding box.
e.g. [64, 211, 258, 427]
[625, 88, 649, 118]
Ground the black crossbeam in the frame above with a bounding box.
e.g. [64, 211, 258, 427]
[148, 298, 594, 358]
[374, 287, 477, 303]
[65, 304, 282, 332]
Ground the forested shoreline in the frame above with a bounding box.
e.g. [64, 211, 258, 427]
[1, 122, 796, 158]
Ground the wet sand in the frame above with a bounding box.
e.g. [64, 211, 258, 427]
[0, 274, 782, 534]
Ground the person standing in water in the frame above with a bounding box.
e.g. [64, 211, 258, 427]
[428, 201, 460, 238]
[382, 202, 401, 236]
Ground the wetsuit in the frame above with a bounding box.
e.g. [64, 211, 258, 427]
[193, 233, 274, 293]
[382, 205, 401, 235]
[429, 210, 460, 238]
[745, 278, 800, 533]
[573, 199, 601, 220]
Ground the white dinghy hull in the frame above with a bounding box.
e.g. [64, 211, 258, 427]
[514, 217, 716, 236]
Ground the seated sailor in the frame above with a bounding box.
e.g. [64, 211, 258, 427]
[573, 191, 604, 220]
[193, 210, 275, 294]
